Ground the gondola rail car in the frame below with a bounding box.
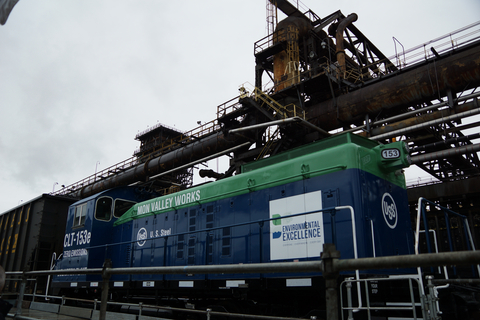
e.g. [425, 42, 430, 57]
[0, 194, 76, 294]
[52, 133, 414, 314]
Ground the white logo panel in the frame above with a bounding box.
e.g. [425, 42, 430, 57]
[269, 191, 324, 260]
[382, 193, 398, 229]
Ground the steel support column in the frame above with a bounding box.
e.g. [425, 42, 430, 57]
[100, 259, 112, 320]
[321, 244, 341, 320]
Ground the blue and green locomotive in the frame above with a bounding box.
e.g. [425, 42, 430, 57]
[52, 133, 413, 315]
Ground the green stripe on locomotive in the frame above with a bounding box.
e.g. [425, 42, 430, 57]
[114, 133, 410, 226]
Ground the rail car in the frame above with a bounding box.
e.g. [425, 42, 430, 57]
[0, 194, 76, 293]
[52, 133, 414, 316]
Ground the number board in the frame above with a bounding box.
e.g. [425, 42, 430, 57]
[381, 148, 400, 159]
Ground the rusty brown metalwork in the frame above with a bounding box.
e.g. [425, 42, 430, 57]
[306, 44, 480, 131]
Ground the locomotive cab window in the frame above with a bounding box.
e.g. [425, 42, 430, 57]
[95, 197, 113, 221]
[113, 199, 136, 218]
[73, 203, 87, 227]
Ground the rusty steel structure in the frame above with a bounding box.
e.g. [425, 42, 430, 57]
[50, 2, 480, 238]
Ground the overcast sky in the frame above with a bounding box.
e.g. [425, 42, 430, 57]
[1, 0, 479, 213]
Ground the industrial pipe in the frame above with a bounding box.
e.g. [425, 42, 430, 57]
[412, 133, 480, 152]
[335, 13, 358, 78]
[335, 250, 480, 272]
[229, 117, 302, 133]
[370, 101, 480, 140]
[411, 143, 480, 164]
[72, 132, 251, 198]
[229, 116, 330, 136]
[341, 91, 480, 135]
[148, 142, 251, 180]
[307, 44, 480, 131]
[199, 169, 224, 180]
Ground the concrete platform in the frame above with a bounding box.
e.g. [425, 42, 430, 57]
[8, 308, 85, 320]
[7, 305, 172, 320]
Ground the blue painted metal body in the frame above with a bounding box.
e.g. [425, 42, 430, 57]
[52, 137, 415, 290]
[123, 168, 413, 284]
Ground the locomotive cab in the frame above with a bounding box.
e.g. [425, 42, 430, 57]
[52, 187, 157, 290]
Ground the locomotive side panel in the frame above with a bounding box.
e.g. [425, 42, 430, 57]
[108, 220, 134, 283]
[125, 167, 413, 289]
[120, 135, 413, 278]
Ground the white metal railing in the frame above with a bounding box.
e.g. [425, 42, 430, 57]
[340, 275, 425, 320]
[5, 249, 480, 320]
[389, 20, 480, 69]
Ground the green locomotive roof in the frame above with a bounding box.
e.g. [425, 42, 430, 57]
[242, 133, 380, 173]
[114, 133, 410, 226]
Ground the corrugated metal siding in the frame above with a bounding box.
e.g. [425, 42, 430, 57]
[0, 194, 76, 293]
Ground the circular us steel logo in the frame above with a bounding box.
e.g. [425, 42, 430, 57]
[382, 193, 398, 229]
[137, 227, 147, 246]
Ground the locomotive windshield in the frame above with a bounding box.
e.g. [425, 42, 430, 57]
[95, 196, 136, 221]
[95, 197, 113, 221]
[114, 199, 136, 218]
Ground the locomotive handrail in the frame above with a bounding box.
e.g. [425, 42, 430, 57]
[340, 275, 424, 320]
[414, 197, 480, 278]
[76, 205, 354, 261]
[417, 229, 446, 276]
[335, 206, 362, 311]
